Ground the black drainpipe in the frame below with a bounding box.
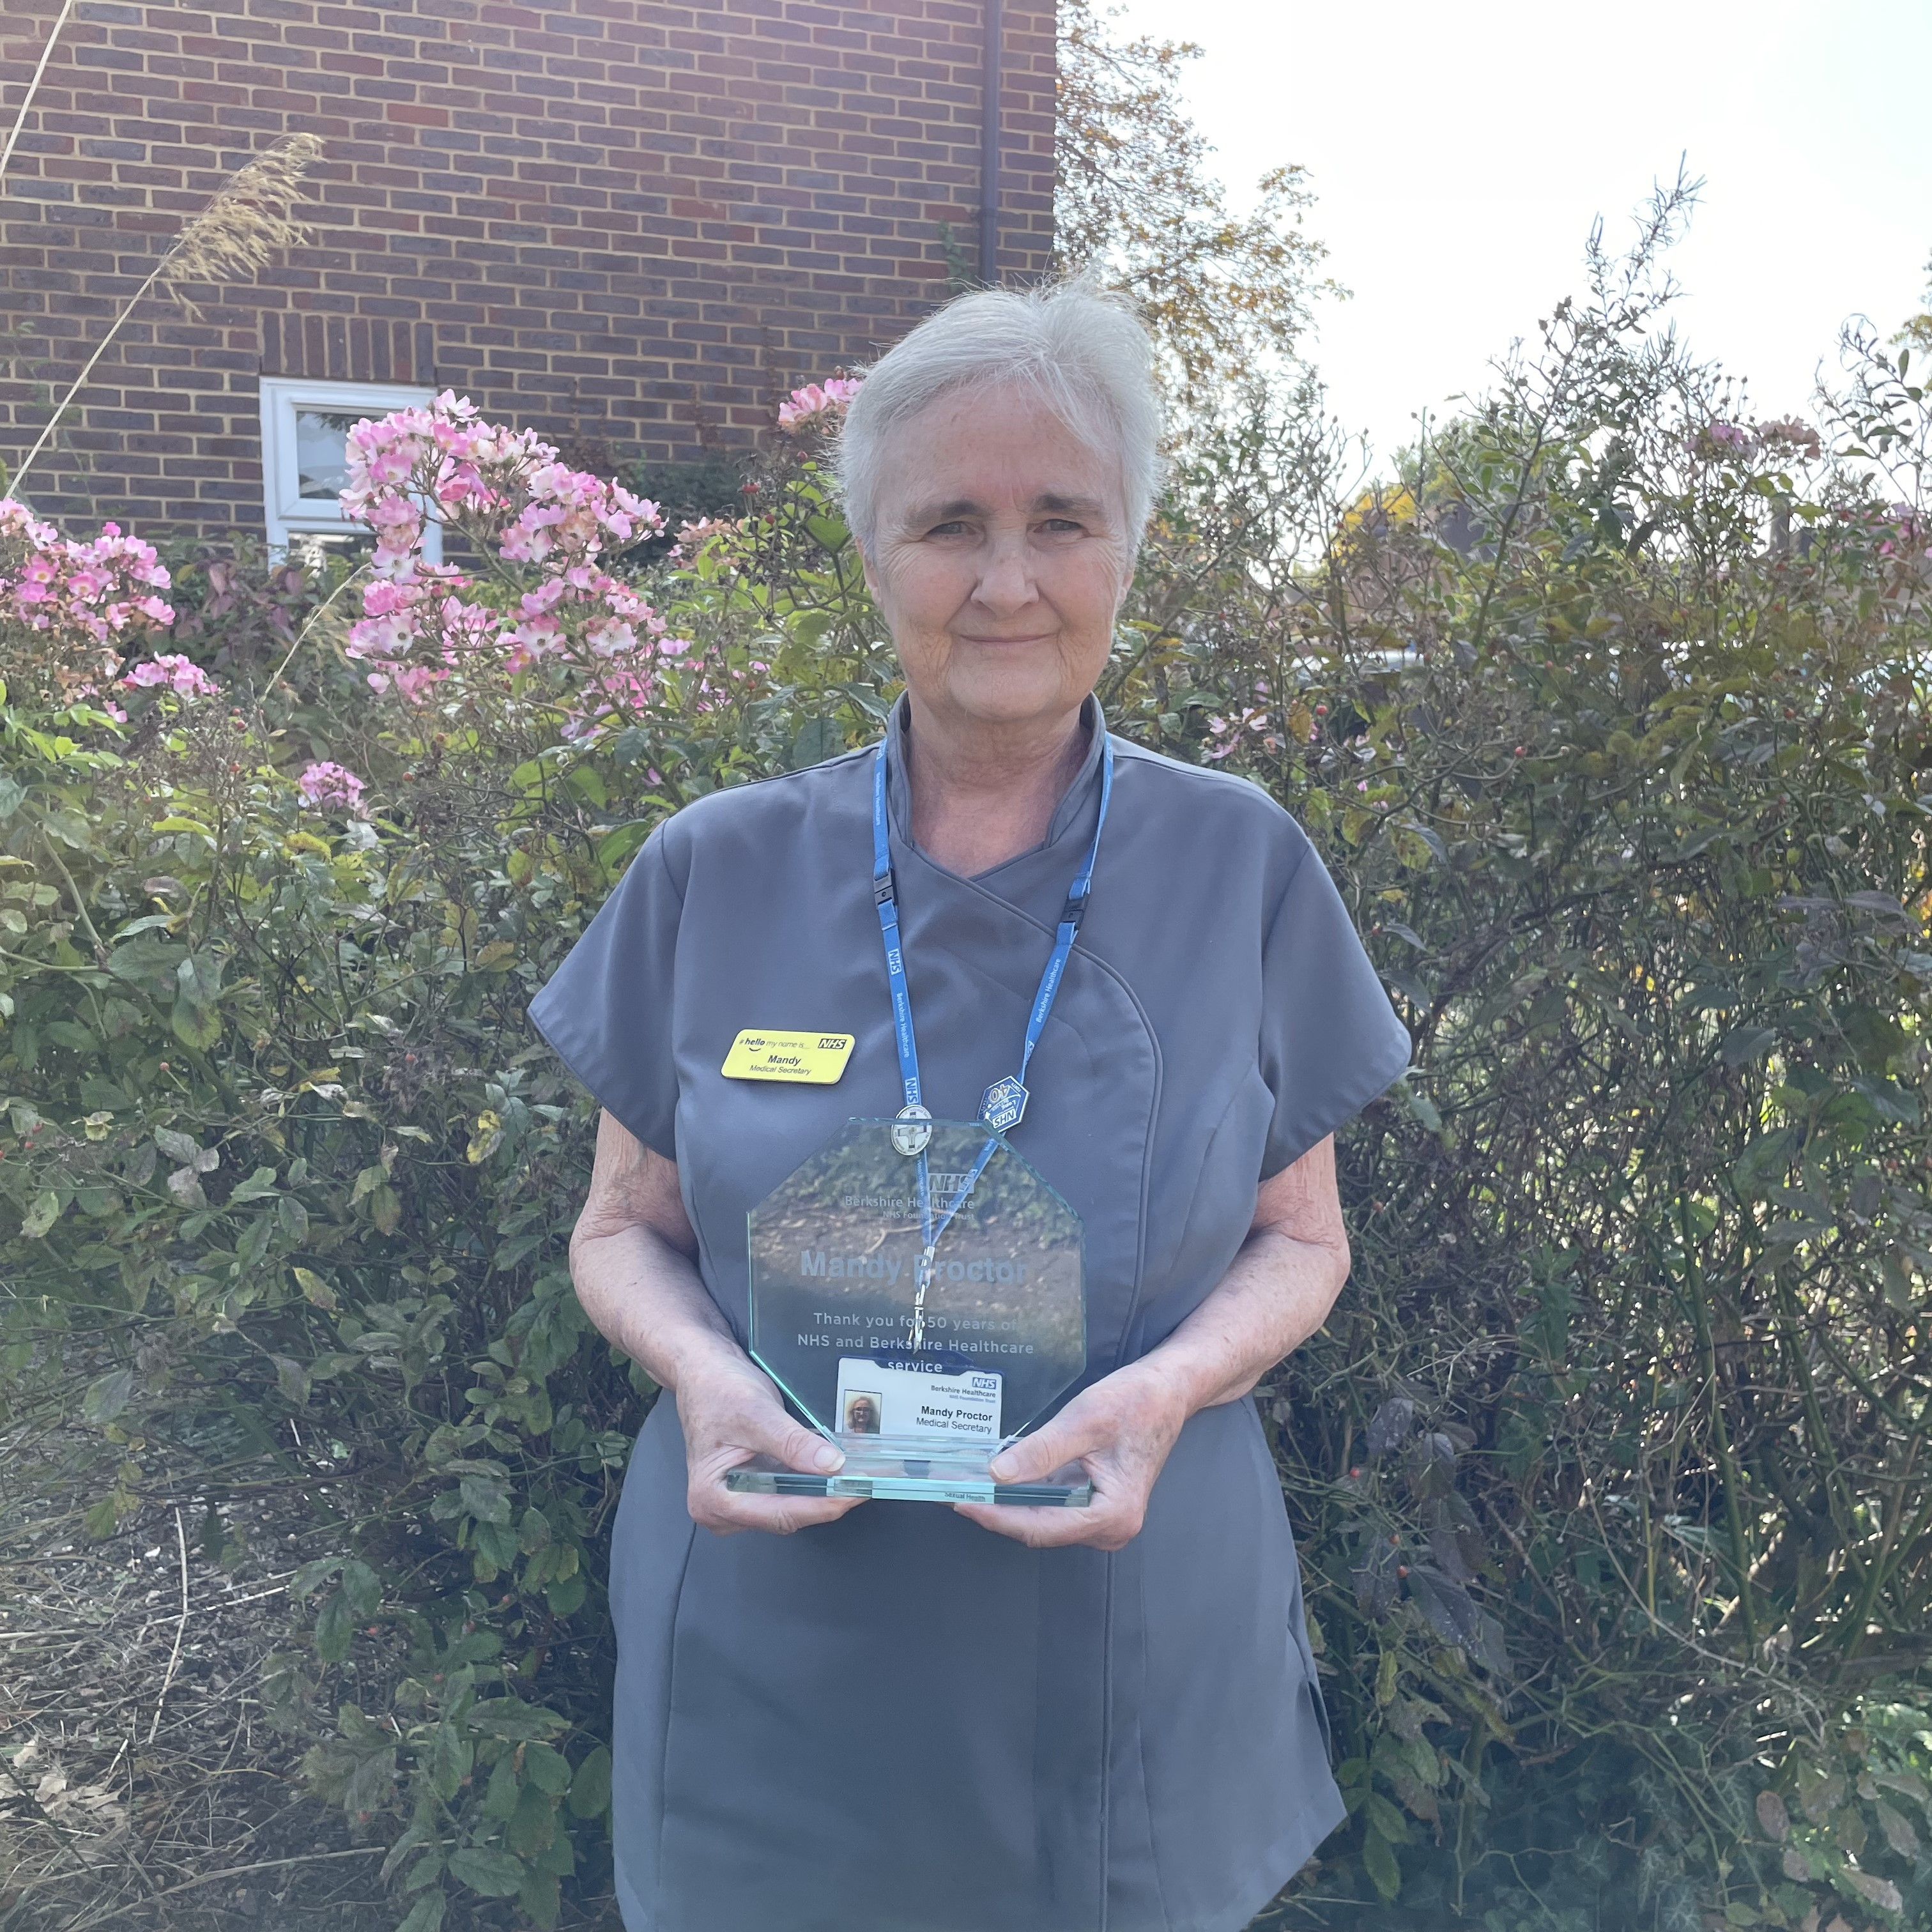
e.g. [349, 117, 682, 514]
[979, 0, 1003, 285]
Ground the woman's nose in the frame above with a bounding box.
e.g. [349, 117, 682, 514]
[972, 537, 1037, 615]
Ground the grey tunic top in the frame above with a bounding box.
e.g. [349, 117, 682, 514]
[530, 702, 1411, 1932]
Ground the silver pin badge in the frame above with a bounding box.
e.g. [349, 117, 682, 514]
[979, 1075, 1028, 1134]
[891, 1103, 933, 1156]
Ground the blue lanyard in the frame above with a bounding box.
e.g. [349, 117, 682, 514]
[871, 724, 1114, 1347]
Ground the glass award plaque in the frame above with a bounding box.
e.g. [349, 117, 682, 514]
[723, 1119, 1091, 1506]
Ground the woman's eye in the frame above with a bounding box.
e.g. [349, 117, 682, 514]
[1038, 518, 1084, 535]
[926, 520, 971, 538]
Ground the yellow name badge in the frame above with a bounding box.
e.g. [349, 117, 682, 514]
[721, 1029, 855, 1085]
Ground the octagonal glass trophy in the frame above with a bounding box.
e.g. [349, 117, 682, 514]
[723, 1117, 1091, 1506]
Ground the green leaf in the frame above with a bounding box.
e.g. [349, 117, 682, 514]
[519, 1869, 562, 1929]
[473, 1517, 518, 1570]
[170, 997, 222, 1051]
[447, 1846, 525, 1897]
[20, 1190, 62, 1239]
[428, 1721, 473, 1800]
[176, 951, 223, 1006]
[1366, 1793, 1413, 1844]
[293, 1265, 336, 1310]
[340, 1559, 379, 1616]
[1361, 1822, 1402, 1901]
[594, 819, 650, 872]
[523, 1740, 572, 1796]
[567, 1744, 612, 1820]
[459, 1473, 511, 1524]
[237, 1213, 273, 1273]
[165, 1167, 207, 1209]
[469, 1698, 567, 1742]
[483, 1749, 520, 1820]
[40, 806, 91, 848]
[82, 1493, 124, 1539]
[531, 1823, 576, 1877]
[231, 1165, 280, 1203]
[370, 1183, 402, 1236]
[314, 1588, 356, 1663]
[272, 1356, 311, 1406]
[506, 1779, 558, 1857]
[1722, 1026, 1777, 1068]
[82, 1367, 135, 1424]
[1875, 1796, 1919, 1857]
[544, 1572, 587, 1618]
[1844, 1870, 1903, 1913]
[291, 1557, 344, 1597]
[342, 1746, 396, 1816]
[394, 1892, 445, 1932]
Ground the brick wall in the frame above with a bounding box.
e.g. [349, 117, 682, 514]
[0, 0, 1057, 540]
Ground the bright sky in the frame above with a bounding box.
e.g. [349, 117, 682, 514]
[1107, 0, 1932, 469]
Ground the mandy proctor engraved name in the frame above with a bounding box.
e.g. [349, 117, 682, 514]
[796, 1250, 1031, 1283]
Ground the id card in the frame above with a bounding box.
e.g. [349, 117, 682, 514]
[721, 1029, 855, 1084]
[836, 1357, 1002, 1441]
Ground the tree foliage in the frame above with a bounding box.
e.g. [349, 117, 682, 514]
[1055, 0, 1335, 401]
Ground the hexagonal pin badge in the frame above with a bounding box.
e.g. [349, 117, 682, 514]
[979, 1075, 1029, 1134]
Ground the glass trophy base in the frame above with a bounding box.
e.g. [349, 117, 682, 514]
[725, 1434, 1092, 1508]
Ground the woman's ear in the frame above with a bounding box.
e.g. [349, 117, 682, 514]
[857, 541, 883, 604]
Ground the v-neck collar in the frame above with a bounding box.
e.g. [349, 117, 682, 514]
[884, 693, 1108, 885]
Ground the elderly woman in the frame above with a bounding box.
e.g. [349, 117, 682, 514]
[530, 282, 1410, 1932]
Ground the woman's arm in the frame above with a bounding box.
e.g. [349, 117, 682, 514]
[571, 1110, 864, 1535]
[953, 1133, 1353, 1551]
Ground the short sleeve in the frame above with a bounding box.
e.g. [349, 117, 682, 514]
[1257, 832, 1412, 1176]
[527, 826, 685, 1159]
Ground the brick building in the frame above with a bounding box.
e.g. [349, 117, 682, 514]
[0, 0, 1057, 546]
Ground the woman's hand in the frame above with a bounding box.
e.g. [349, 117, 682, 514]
[952, 1360, 1187, 1549]
[956, 1135, 1356, 1552]
[672, 1340, 867, 1536]
[571, 1112, 864, 1537]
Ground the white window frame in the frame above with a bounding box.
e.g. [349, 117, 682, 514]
[258, 376, 442, 563]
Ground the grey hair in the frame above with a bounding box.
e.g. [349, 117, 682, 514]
[834, 278, 1163, 553]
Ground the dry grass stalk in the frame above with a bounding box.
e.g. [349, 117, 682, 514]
[8, 132, 323, 497]
[0, 0, 77, 187]
[154, 132, 323, 321]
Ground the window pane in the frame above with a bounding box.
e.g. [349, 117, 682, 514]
[293, 410, 364, 500]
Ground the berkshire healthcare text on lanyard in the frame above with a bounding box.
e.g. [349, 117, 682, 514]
[871, 726, 1114, 1351]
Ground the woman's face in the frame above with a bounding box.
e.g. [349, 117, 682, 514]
[860, 382, 1135, 739]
